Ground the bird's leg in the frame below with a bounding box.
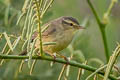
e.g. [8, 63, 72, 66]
[47, 53, 57, 64]
[45, 52, 56, 61]
[56, 52, 69, 64]
[50, 53, 56, 60]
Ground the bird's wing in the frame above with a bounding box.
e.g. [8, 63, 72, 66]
[31, 22, 56, 41]
[42, 23, 56, 37]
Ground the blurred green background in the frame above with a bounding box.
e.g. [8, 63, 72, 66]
[0, 0, 120, 80]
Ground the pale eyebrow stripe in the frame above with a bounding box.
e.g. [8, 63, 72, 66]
[63, 20, 76, 25]
[64, 17, 79, 25]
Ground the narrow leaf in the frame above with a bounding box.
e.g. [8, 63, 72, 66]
[3, 32, 13, 51]
[13, 36, 21, 50]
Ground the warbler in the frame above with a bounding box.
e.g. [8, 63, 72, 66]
[21, 16, 83, 60]
[31, 16, 84, 60]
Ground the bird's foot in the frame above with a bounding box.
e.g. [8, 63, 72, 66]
[56, 53, 69, 64]
[51, 53, 56, 63]
[48, 53, 56, 66]
[62, 56, 69, 64]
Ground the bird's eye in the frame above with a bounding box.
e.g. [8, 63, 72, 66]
[70, 23, 73, 26]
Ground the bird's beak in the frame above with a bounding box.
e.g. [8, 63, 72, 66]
[75, 25, 85, 29]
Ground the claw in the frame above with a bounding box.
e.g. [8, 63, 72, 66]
[51, 53, 56, 63]
[56, 52, 69, 64]
[63, 56, 69, 65]
[49, 53, 56, 66]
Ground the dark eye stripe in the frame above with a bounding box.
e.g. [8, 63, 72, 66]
[70, 23, 73, 26]
[62, 20, 73, 26]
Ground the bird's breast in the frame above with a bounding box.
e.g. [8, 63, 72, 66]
[37, 29, 75, 54]
[54, 29, 75, 51]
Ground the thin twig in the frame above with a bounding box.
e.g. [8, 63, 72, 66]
[16, 0, 29, 25]
[86, 65, 107, 80]
[21, 0, 32, 39]
[94, 75, 97, 80]
[103, 44, 120, 80]
[0, 39, 18, 65]
[58, 64, 67, 80]
[40, 0, 54, 18]
[19, 60, 25, 73]
[102, 0, 118, 24]
[34, 0, 43, 56]
[77, 68, 82, 80]
[30, 60, 37, 75]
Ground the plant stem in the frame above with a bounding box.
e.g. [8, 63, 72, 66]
[0, 54, 117, 80]
[87, 0, 109, 62]
[102, 0, 118, 24]
[101, 28, 109, 62]
[87, 0, 101, 26]
[34, 0, 43, 56]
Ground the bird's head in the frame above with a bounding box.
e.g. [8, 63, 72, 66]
[61, 16, 84, 31]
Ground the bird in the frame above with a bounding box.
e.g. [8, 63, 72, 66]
[22, 16, 84, 61]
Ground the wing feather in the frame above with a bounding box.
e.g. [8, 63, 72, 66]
[31, 22, 57, 41]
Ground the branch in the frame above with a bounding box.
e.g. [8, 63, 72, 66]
[0, 54, 117, 80]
